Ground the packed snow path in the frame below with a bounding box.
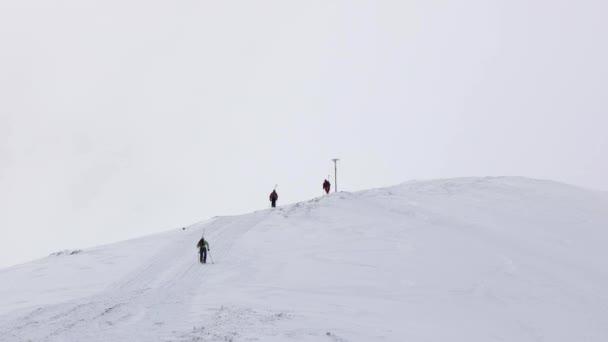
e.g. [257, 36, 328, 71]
[0, 177, 607, 341]
[0, 213, 272, 342]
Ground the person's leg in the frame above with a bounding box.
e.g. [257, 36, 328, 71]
[271, 200, 276, 207]
[199, 248, 204, 263]
[203, 249, 207, 263]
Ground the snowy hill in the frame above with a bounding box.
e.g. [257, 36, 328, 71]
[1, 177, 607, 341]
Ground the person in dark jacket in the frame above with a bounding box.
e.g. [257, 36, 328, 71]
[323, 179, 331, 194]
[269, 189, 278, 207]
[197, 237, 210, 264]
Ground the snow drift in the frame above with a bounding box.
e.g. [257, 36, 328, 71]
[0, 177, 607, 341]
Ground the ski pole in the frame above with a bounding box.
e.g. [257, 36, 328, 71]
[208, 250, 214, 264]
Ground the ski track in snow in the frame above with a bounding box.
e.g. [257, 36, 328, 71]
[0, 214, 281, 342]
[0, 177, 607, 341]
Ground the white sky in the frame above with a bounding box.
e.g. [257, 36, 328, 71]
[1, 0, 606, 268]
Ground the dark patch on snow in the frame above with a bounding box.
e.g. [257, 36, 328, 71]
[326, 331, 349, 342]
[49, 249, 82, 257]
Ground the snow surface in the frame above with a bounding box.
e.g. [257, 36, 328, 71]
[0, 177, 607, 341]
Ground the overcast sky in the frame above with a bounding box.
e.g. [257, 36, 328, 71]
[0, 0, 606, 268]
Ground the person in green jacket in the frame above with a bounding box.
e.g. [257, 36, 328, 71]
[197, 237, 210, 264]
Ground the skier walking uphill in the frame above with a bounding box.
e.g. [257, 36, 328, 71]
[197, 237, 210, 264]
[323, 179, 331, 194]
[269, 189, 278, 208]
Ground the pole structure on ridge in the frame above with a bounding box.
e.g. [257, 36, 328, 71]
[331, 158, 339, 192]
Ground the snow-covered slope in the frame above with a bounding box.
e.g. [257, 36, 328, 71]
[1, 177, 607, 341]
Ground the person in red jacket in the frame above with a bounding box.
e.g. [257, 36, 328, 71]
[269, 189, 278, 207]
[323, 179, 331, 194]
